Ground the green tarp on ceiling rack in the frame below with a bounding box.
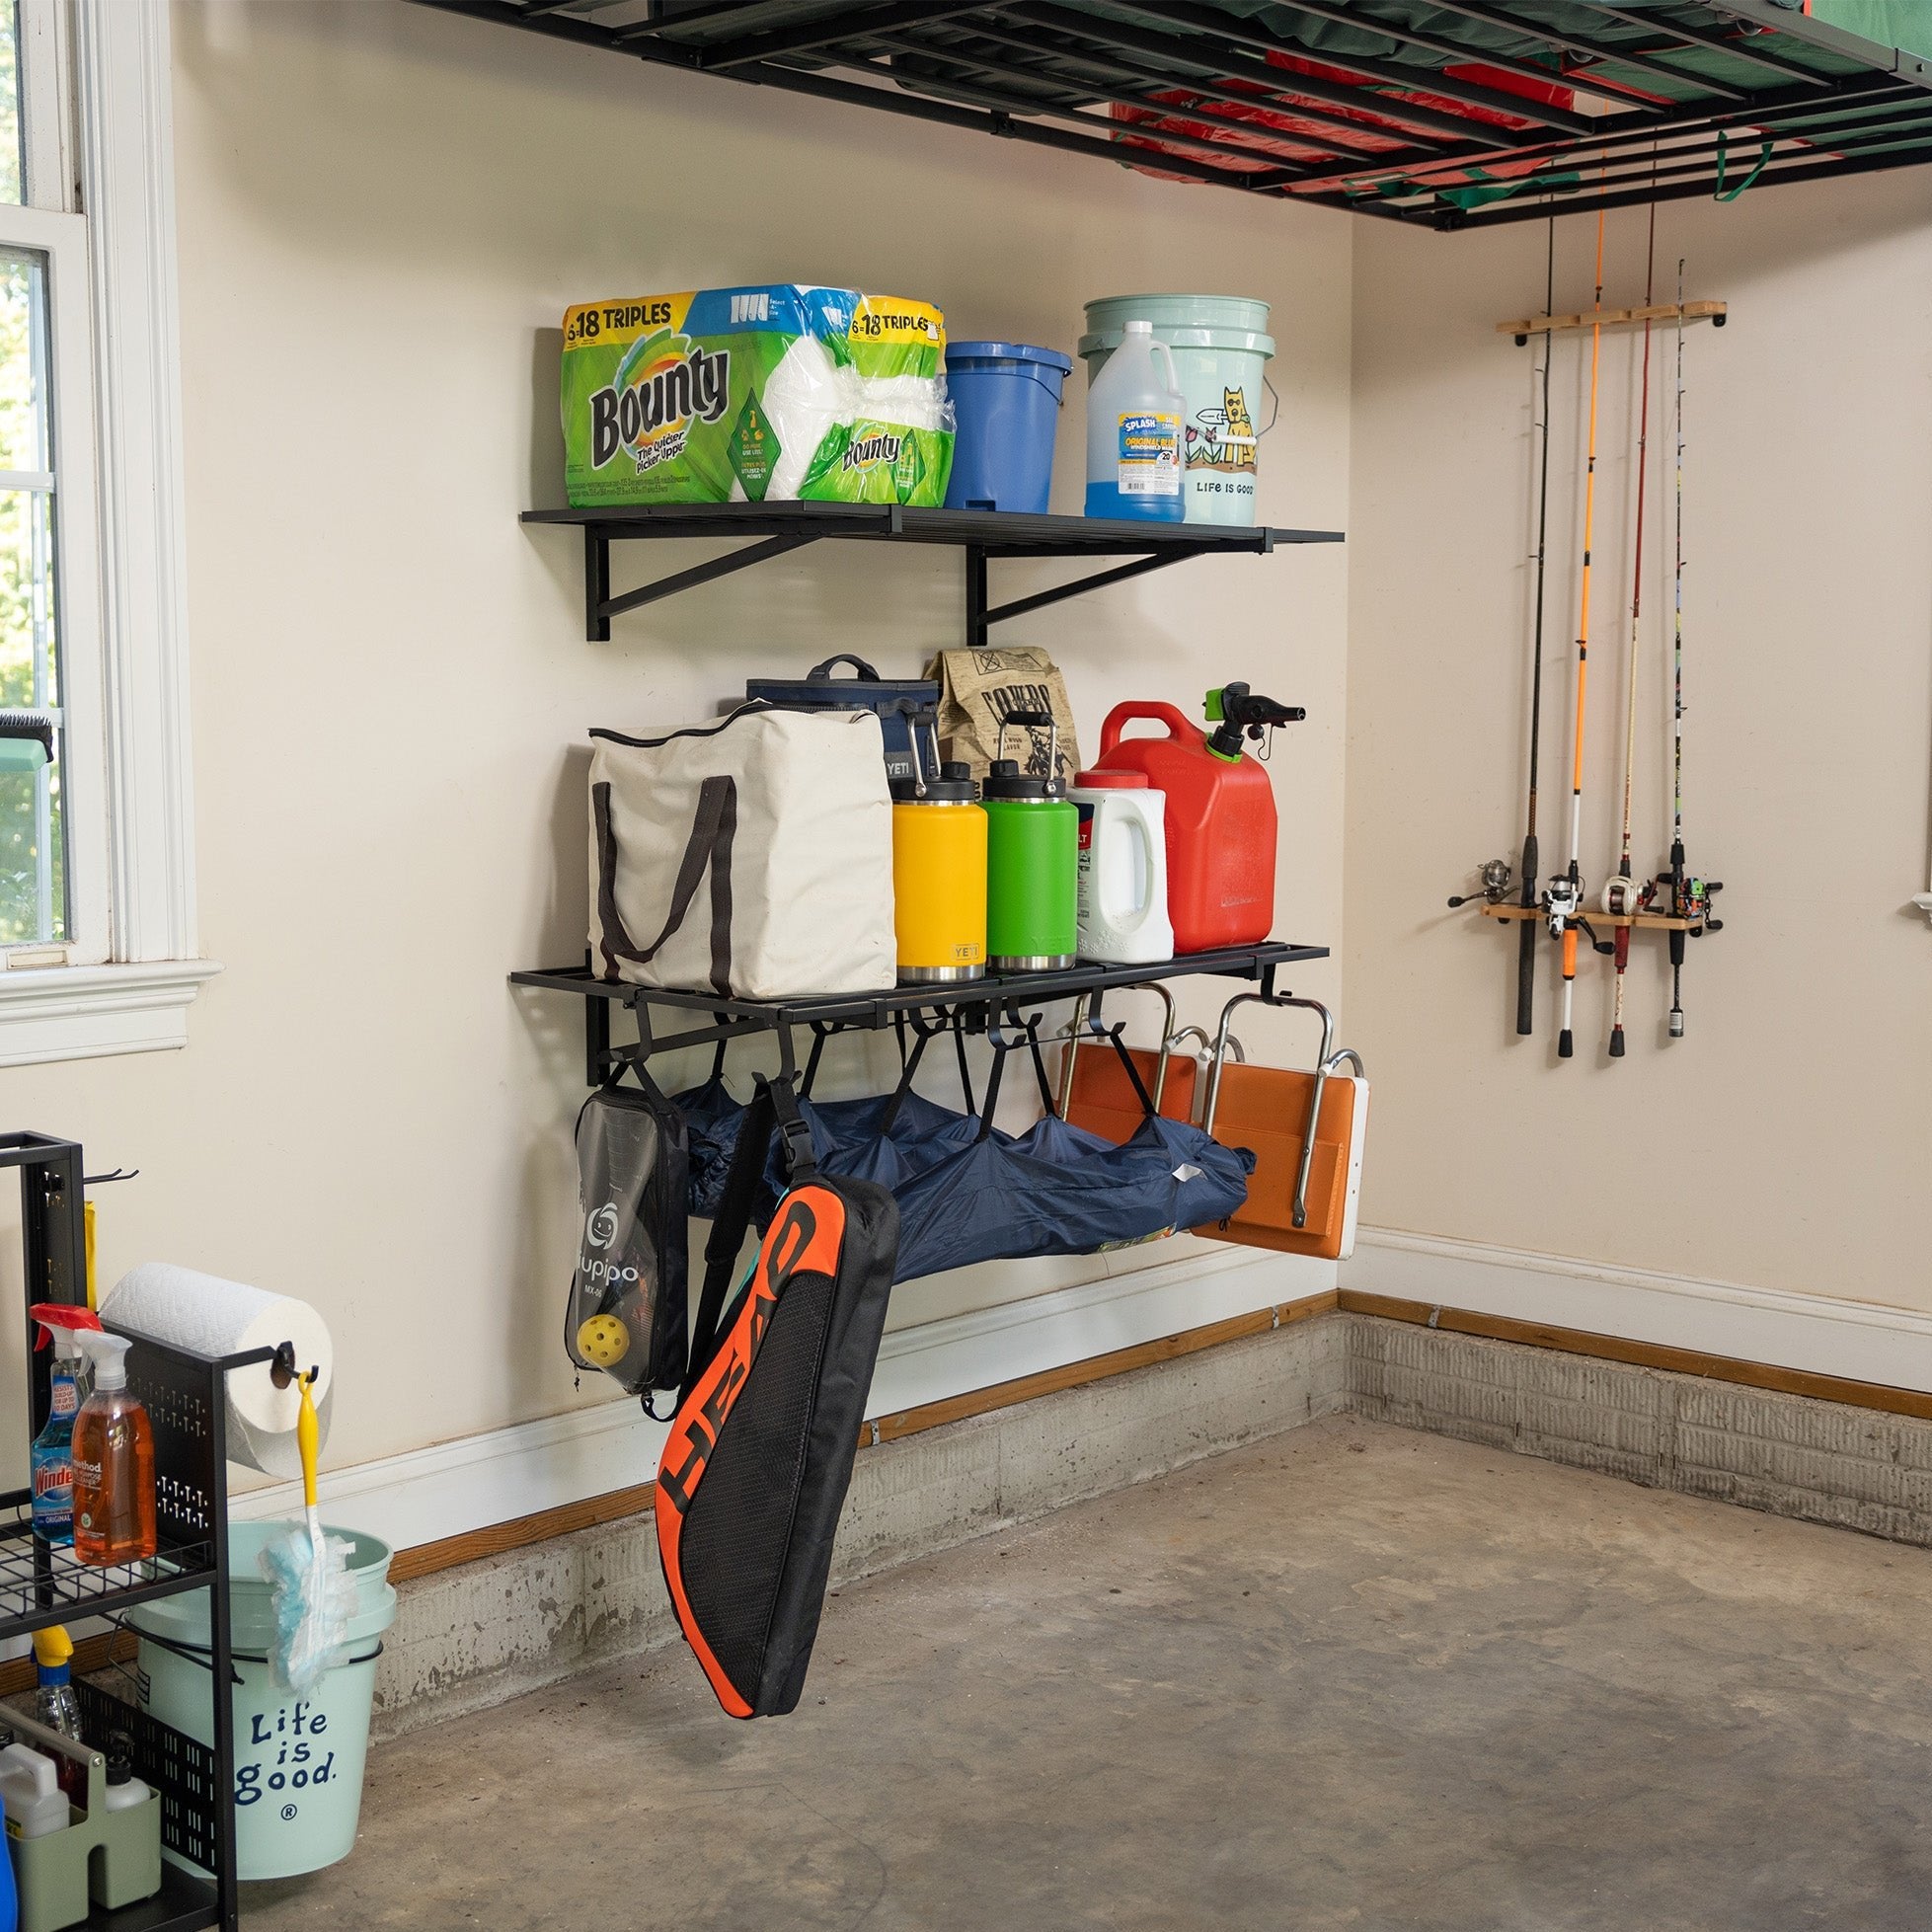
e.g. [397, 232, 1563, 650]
[1804, 0, 1932, 58]
[1056, 0, 1931, 94]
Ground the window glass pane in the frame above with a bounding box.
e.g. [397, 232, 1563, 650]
[0, 249, 45, 471]
[0, 245, 60, 945]
[0, 4, 20, 208]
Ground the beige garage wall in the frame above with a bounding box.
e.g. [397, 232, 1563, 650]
[0, 2, 1350, 1475]
[1347, 171, 1932, 1306]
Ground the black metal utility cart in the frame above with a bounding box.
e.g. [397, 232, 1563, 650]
[4, 1132, 270, 1932]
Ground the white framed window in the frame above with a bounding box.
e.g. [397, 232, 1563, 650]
[0, 0, 215, 1066]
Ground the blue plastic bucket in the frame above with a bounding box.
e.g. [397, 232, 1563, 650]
[944, 341, 1073, 514]
[128, 1521, 397, 1881]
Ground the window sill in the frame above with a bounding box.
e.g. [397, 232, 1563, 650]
[0, 958, 221, 1068]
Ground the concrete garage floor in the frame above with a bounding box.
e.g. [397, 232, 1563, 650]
[249, 1414, 1932, 1931]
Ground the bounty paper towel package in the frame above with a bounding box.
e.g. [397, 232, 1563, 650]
[561, 284, 955, 507]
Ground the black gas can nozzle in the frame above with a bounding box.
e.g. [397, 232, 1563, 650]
[1204, 682, 1305, 761]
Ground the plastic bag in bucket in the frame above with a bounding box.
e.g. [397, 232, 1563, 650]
[128, 1521, 396, 1879]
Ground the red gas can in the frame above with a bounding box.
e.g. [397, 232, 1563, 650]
[1093, 689, 1298, 954]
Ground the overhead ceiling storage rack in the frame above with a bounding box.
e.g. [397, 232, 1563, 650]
[418, 0, 1932, 228]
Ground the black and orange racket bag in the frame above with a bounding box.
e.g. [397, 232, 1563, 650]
[656, 1075, 897, 1719]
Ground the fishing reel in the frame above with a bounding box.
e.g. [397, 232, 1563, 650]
[1599, 873, 1658, 918]
[1542, 872, 1614, 952]
[1543, 871, 1583, 937]
[1447, 858, 1513, 909]
[1656, 873, 1725, 934]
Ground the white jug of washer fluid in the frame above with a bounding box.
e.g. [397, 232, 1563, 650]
[1070, 770, 1173, 964]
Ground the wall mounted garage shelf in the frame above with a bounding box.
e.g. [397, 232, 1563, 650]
[524, 502, 1344, 644]
[513, 940, 1329, 1088]
[424, 0, 1932, 230]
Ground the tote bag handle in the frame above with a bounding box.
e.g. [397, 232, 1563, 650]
[592, 774, 737, 995]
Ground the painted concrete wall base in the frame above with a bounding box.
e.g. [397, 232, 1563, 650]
[372, 1315, 1351, 1739]
[372, 1309, 1932, 1739]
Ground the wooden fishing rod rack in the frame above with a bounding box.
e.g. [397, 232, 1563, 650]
[1478, 903, 1709, 933]
[1499, 300, 1727, 347]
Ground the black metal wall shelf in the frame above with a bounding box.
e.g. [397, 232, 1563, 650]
[512, 940, 1328, 1088]
[424, 0, 1932, 230]
[522, 502, 1342, 644]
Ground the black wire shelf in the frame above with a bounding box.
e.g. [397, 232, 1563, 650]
[512, 940, 1329, 1087]
[0, 1499, 216, 1642]
[417, 0, 1932, 228]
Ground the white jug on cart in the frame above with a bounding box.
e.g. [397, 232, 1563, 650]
[1069, 770, 1173, 965]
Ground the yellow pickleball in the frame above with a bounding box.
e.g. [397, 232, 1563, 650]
[577, 1313, 630, 1367]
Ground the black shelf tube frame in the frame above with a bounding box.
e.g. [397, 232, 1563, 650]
[510, 941, 1329, 1091]
[524, 506, 1337, 644]
[416, 0, 1932, 229]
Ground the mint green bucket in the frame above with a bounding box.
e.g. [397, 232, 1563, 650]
[127, 1521, 396, 1881]
[1079, 294, 1275, 526]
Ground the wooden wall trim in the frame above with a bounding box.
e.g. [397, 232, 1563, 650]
[1339, 1288, 1932, 1423]
[34, 1284, 1932, 1700]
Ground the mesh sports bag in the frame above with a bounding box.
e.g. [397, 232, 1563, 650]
[565, 1070, 689, 1408]
[656, 1075, 897, 1719]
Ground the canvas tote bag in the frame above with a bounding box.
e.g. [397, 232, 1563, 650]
[588, 704, 895, 1000]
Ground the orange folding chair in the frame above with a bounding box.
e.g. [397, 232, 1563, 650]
[1195, 993, 1368, 1262]
[1058, 987, 1198, 1145]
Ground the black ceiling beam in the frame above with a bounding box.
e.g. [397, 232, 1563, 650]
[612, 0, 844, 43]
[743, 42, 1296, 192]
[956, 12, 1488, 155]
[1089, 0, 1595, 133]
[1432, 124, 1932, 222]
[1238, 0, 1662, 116]
[685, 0, 1000, 69]
[1417, 0, 1751, 99]
[852, 32, 1360, 170]
[870, 31, 1394, 173]
[1569, 0, 1830, 83]
[1371, 103, 1932, 210]
[1012, 0, 1510, 144]
[1363, 68, 1910, 192]
[942, 16, 1470, 179]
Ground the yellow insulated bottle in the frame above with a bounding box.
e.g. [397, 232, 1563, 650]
[891, 759, 987, 982]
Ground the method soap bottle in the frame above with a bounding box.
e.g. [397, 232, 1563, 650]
[72, 1333, 156, 1567]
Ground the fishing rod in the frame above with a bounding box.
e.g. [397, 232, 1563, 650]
[1603, 191, 1661, 1058]
[1514, 219, 1558, 1038]
[1657, 255, 1725, 1032]
[1553, 200, 1607, 1061]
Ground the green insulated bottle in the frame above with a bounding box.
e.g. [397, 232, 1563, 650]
[983, 711, 1078, 969]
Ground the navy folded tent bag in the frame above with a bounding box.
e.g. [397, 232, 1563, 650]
[678, 1022, 1251, 1284]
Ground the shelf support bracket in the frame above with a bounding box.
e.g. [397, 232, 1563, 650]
[966, 545, 1209, 647]
[584, 528, 823, 641]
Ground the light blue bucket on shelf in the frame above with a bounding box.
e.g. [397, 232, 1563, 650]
[943, 340, 1073, 514]
[127, 1521, 396, 1881]
[1078, 294, 1276, 526]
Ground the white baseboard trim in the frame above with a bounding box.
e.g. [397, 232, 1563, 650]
[233, 1244, 1333, 1556]
[1345, 1227, 1932, 1393]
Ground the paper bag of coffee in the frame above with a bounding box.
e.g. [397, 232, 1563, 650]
[926, 647, 1082, 787]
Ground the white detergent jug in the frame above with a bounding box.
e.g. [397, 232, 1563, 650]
[1084, 318, 1185, 522]
[1070, 771, 1173, 964]
[0, 1740, 71, 1838]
